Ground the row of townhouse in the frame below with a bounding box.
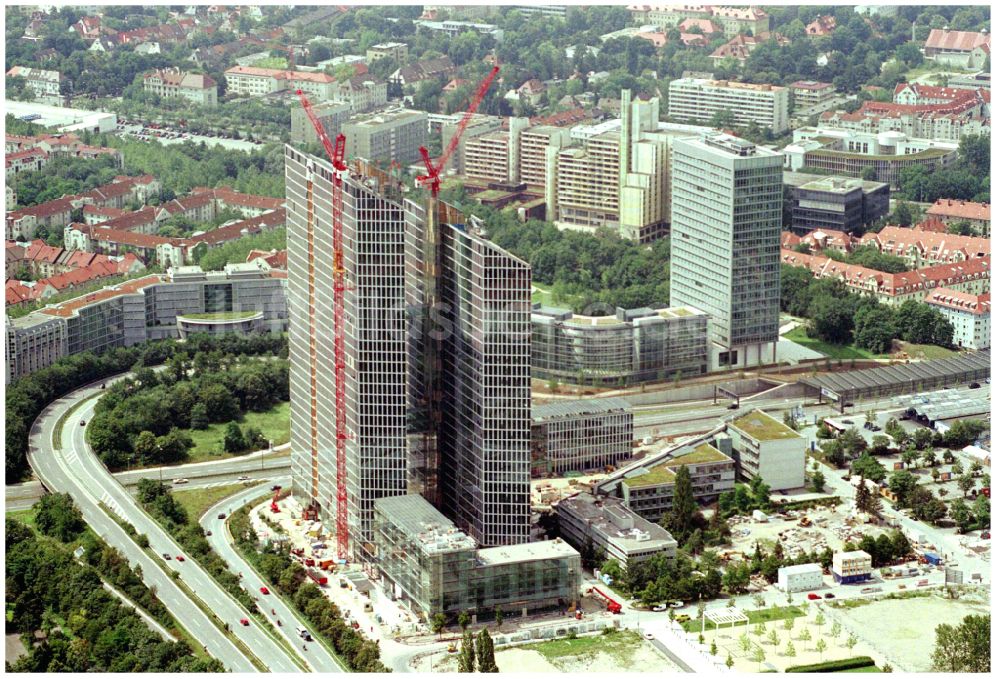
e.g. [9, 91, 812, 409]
[783, 225, 990, 270]
[5, 133, 123, 184]
[780, 249, 991, 306]
[5, 252, 146, 309]
[142, 68, 218, 107]
[6, 238, 145, 280]
[64, 208, 287, 269]
[6, 175, 160, 240]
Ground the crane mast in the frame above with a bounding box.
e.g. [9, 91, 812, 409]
[297, 90, 350, 561]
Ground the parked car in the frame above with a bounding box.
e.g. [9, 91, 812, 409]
[675, 614, 691, 623]
[644, 632, 655, 641]
[173, 478, 189, 485]
[727, 402, 739, 410]
[669, 601, 684, 609]
[807, 593, 821, 600]
[652, 604, 667, 612]
[824, 593, 835, 599]
[982, 531, 991, 539]
[969, 382, 981, 389]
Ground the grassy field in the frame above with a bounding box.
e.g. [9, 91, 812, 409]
[182, 402, 290, 462]
[252, 56, 287, 69]
[524, 630, 645, 665]
[783, 326, 881, 360]
[6, 508, 36, 528]
[898, 341, 957, 360]
[172, 482, 262, 521]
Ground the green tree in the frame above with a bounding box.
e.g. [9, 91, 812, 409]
[458, 610, 471, 632]
[931, 615, 990, 673]
[767, 629, 779, 646]
[726, 654, 735, 668]
[430, 612, 447, 638]
[458, 629, 477, 672]
[846, 633, 858, 651]
[495, 606, 503, 629]
[815, 637, 828, 660]
[751, 645, 766, 671]
[34, 493, 86, 542]
[950, 498, 972, 529]
[785, 640, 796, 657]
[476, 628, 499, 673]
[133, 430, 158, 465]
[664, 464, 698, 543]
[851, 454, 888, 483]
[223, 421, 246, 453]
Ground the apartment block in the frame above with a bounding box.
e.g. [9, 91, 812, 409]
[668, 78, 790, 133]
[789, 80, 837, 113]
[631, 5, 769, 37]
[858, 226, 989, 268]
[365, 42, 408, 63]
[519, 125, 570, 187]
[447, 113, 505, 174]
[554, 124, 620, 229]
[332, 76, 388, 113]
[670, 134, 782, 370]
[6, 66, 64, 103]
[611, 441, 736, 523]
[372, 494, 580, 621]
[5, 314, 67, 384]
[224, 66, 337, 100]
[556, 493, 677, 568]
[143, 68, 218, 107]
[343, 108, 428, 166]
[725, 410, 806, 491]
[925, 290, 990, 350]
[463, 131, 511, 183]
[290, 100, 352, 145]
[285, 146, 409, 558]
[926, 199, 991, 236]
[530, 398, 633, 477]
[531, 304, 708, 385]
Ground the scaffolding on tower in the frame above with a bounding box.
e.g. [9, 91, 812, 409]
[297, 89, 350, 560]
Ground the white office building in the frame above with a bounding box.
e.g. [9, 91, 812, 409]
[668, 78, 790, 133]
[777, 563, 824, 593]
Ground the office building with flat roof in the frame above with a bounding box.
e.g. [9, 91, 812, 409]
[343, 108, 428, 166]
[531, 398, 633, 477]
[285, 146, 409, 560]
[670, 134, 782, 370]
[787, 175, 890, 234]
[615, 442, 737, 522]
[668, 78, 790, 133]
[556, 493, 677, 567]
[725, 410, 806, 491]
[531, 304, 708, 385]
[372, 494, 580, 621]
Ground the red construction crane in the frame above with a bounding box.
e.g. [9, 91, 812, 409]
[297, 89, 350, 561]
[417, 65, 500, 197]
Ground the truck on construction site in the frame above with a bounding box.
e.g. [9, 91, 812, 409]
[319, 559, 335, 571]
[307, 570, 328, 587]
[587, 587, 622, 614]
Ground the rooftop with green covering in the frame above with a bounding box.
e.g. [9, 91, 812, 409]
[730, 410, 801, 441]
[662, 442, 730, 467]
[622, 461, 676, 488]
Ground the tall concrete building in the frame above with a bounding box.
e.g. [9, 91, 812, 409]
[285, 146, 409, 560]
[290, 100, 352, 145]
[406, 207, 532, 547]
[668, 78, 790, 133]
[670, 134, 782, 370]
[289, 147, 532, 553]
[343, 108, 428, 166]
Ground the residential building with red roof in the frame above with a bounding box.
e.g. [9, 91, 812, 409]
[5, 148, 48, 181]
[678, 17, 719, 34]
[926, 199, 991, 236]
[924, 29, 991, 70]
[143, 67, 218, 107]
[709, 32, 788, 65]
[805, 15, 836, 36]
[630, 6, 768, 37]
[859, 226, 990, 268]
[780, 249, 990, 306]
[246, 248, 287, 271]
[224, 65, 338, 100]
[924, 290, 990, 349]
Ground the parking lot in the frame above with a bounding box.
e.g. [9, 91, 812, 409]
[115, 121, 265, 151]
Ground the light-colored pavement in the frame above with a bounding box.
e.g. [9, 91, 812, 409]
[28, 379, 302, 672]
[200, 479, 345, 672]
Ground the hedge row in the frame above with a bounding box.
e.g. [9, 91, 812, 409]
[786, 656, 876, 672]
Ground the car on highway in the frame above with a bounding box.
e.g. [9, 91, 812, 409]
[240, 619, 250, 626]
[669, 601, 684, 608]
[807, 593, 821, 600]
[79, 419, 87, 426]
[644, 632, 655, 640]
[206, 530, 213, 536]
[162, 553, 172, 560]
[727, 402, 739, 410]
[271, 485, 282, 491]
[652, 604, 667, 612]
[173, 478, 189, 485]
[176, 555, 185, 562]
[260, 586, 270, 595]
[824, 593, 835, 599]
[217, 513, 226, 520]
[237, 475, 250, 481]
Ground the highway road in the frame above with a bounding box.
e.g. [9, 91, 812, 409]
[7, 445, 291, 511]
[28, 380, 302, 672]
[200, 479, 345, 672]
[28, 388, 257, 672]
